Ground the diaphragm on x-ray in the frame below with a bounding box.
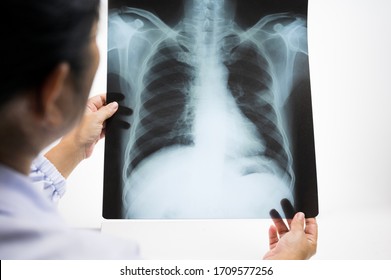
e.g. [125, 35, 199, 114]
[103, 0, 318, 219]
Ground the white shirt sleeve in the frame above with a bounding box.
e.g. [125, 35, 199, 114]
[30, 154, 66, 203]
[1, 163, 141, 260]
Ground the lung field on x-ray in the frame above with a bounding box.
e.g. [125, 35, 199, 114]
[105, 0, 316, 219]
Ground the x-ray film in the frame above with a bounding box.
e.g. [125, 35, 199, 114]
[103, 0, 318, 219]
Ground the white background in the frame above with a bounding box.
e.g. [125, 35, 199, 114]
[58, 0, 391, 259]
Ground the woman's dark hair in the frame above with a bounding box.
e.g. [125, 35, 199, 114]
[0, 0, 100, 105]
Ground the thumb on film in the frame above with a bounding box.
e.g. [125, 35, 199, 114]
[289, 212, 305, 231]
[96, 101, 118, 122]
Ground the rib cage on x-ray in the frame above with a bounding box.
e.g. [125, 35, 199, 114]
[107, 0, 310, 219]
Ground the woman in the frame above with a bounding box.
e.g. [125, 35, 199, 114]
[0, 0, 317, 259]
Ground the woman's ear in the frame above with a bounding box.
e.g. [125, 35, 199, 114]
[36, 62, 71, 126]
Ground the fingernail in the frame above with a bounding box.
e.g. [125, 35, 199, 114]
[297, 212, 305, 220]
[109, 102, 118, 110]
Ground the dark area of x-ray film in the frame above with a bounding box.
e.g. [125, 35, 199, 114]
[103, 0, 318, 219]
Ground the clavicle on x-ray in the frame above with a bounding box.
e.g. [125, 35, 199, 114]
[104, 0, 318, 219]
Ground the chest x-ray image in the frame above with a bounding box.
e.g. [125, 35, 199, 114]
[103, 0, 318, 219]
